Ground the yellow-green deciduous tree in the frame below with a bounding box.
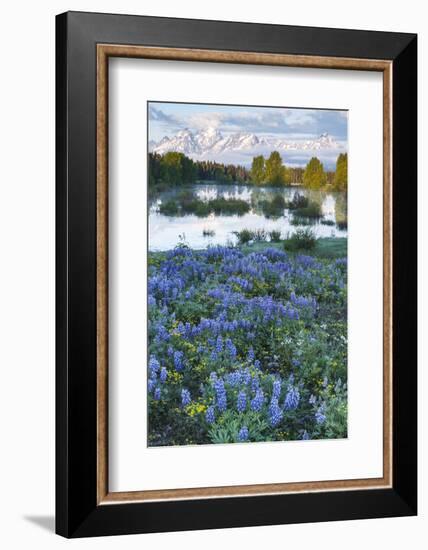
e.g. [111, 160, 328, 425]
[265, 151, 287, 186]
[303, 157, 327, 189]
[250, 155, 266, 185]
[334, 153, 348, 190]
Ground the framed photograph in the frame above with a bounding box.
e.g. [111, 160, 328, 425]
[56, 11, 417, 538]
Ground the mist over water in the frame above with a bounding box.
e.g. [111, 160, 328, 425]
[149, 183, 347, 251]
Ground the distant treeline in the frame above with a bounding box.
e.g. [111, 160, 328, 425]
[149, 152, 251, 187]
[149, 151, 347, 191]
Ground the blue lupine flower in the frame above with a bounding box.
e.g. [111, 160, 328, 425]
[251, 388, 264, 412]
[160, 367, 168, 383]
[155, 324, 170, 343]
[174, 350, 184, 372]
[227, 371, 241, 387]
[315, 403, 326, 424]
[238, 426, 249, 442]
[148, 378, 156, 393]
[309, 394, 317, 406]
[181, 388, 191, 407]
[154, 387, 161, 401]
[269, 397, 283, 427]
[237, 390, 247, 413]
[251, 376, 260, 392]
[284, 386, 300, 410]
[301, 430, 311, 440]
[242, 368, 251, 385]
[205, 406, 215, 424]
[272, 378, 282, 400]
[254, 360, 261, 370]
[247, 347, 255, 362]
[225, 338, 237, 360]
[215, 335, 223, 353]
[214, 378, 227, 412]
[149, 356, 160, 376]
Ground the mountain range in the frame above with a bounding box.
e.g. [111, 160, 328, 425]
[149, 127, 342, 159]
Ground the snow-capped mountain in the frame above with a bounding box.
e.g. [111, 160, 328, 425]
[195, 127, 223, 150]
[150, 128, 342, 158]
[152, 129, 202, 155]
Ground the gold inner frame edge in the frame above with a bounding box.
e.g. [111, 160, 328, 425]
[96, 44, 393, 505]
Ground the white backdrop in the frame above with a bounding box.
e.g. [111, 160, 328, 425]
[109, 59, 383, 492]
[0, 0, 425, 549]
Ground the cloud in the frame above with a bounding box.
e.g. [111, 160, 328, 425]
[186, 109, 298, 134]
[149, 103, 348, 141]
[148, 105, 182, 127]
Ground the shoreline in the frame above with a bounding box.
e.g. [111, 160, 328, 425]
[148, 236, 347, 259]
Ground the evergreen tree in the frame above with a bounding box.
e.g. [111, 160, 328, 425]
[303, 157, 327, 189]
[334, 153, 348, 190]
[250, 155, 266, 184]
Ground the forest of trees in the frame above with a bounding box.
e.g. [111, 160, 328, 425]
[149, 152, 251, 187]
[149, 150, 347, 190]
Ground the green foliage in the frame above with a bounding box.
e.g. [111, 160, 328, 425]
[149, 151, 346, 192]
[260, 194, 286, 218]
[334, 193, 348, 230]
[209, 197, 250, 215]
[268, 230, 282, 242]
[303, 157, 327, 189]
[265, 151, 288, 186]
[196, 159, 250, 183]
[290, 216, 313, 226]
[234, 229, 253, 245]
[283, 228, 317, 251]
[209, 410, 270, 444]
[149, 153, 251, 187]
[252, 228, 267, 242]
[287, 192, 309, 209]
[160, 193, 250, 217]
[293, 200, 322, 218]
[160, 151, 197, 185]
[313, 238, 347, 259]
[159, 199, 179, 215]
[234, 228, 268, 245]
[334, 153, 348, 190]
[249, 151, 290, 186]
[250, 155, 266, 185]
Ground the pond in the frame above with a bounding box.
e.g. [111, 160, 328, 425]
[148, 183, 347, 251]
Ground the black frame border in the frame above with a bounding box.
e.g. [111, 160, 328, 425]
[56, 11, 417, 538]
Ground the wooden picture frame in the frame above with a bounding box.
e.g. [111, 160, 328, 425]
[56, 11, 417, 537]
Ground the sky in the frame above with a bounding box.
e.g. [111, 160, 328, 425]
[148, 102, 348, 168]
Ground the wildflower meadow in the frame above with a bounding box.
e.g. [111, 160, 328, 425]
[147, 244, 347, 446]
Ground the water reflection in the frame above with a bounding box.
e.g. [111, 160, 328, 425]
[149, 183, 347, 251]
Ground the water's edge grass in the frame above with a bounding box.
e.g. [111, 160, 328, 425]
[149, 237, 347, 260]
